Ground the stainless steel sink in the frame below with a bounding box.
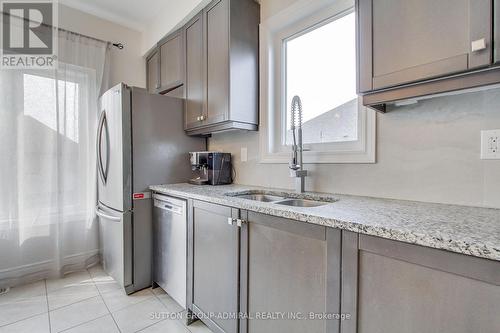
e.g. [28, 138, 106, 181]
[234, 194, 286, 202]
[274, 199, 328, 207]
[227, 191, 333, 207]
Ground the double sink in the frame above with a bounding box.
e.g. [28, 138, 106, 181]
[227, 192, 335, 208]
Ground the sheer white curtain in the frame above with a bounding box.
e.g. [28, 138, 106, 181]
[0, 30, 110, 288]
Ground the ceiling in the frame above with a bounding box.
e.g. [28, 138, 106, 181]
[61, 0, 170, 31]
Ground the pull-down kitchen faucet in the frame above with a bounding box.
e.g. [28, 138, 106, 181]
[289, 95, 307, 193]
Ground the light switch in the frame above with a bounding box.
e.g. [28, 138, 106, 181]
[481, 130, 500, 160]
[241, 147, 248, 162]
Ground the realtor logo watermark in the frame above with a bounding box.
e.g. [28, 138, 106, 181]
[1, 0, 58, 69]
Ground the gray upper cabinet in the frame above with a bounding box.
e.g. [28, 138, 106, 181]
[184, 13, 205, 130]
[184, 0, 260, 135]
[205, 0, 230, 126]
[360, 0, 491, 92]
[159, 29, 184, 93]
[240, 212, 341, 333]
[358, 0, 499, 111]
[146, 0, 259, 134]
[190, 200, 240, 333]
[146, 50, 160, 94]
[341, 232, 500, 333]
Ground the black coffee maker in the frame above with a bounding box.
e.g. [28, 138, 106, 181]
[189, 152, 232, 185]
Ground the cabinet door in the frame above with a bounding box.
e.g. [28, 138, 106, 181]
[494, 0, 500, 63]
[205, 0, 229, 125]
[185, 14, 205, 130]
[160, 32, 184, 91]
[241, 212, 341, 333]
[191, 201, 239, 333]
[341, 232, 500, 333]
[147, 51, 160, 93]
[367, 0, 491, 91]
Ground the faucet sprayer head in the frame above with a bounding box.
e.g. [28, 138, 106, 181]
[291, 95, 303, 130]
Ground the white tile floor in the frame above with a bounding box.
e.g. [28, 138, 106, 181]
[0, 265, 212, 333]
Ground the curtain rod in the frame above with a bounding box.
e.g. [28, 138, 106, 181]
[57, 27, 124, 49]
[1, 11, 124, 49]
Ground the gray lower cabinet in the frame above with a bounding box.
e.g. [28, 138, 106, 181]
[188, 200, 500, 333]
[190, 200, 240, 333]
[341, 232, 500, 333]
[240, 212, 341, 333]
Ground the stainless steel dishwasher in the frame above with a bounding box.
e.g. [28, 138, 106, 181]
[152, 193, 187, 308]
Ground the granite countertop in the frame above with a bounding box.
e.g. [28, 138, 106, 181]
[149, 183, 500, 262]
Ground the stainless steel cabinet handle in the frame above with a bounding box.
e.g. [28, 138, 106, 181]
[227, 218, 246, 227]
[471, 38, 487, 52]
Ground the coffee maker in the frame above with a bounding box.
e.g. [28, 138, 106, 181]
[189, 152, 232, 185]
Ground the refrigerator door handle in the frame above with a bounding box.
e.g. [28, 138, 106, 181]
[103, 111, 110, 182]
[97, 110, 109, 184]
[96, 206, 121, 221]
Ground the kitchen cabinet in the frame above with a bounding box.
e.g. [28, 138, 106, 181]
[185, 199, 500, 333]
[340, 232, 500, 333]
[357, 0, 499, 111]
[184, 0, 259, 135]
[188, 201, 342, 333]
[241, 212, 341, 333]
[495, 0, 500, 63]
[146, 50, 160, 93]
[184, 13, 205, 130]
[190, 200, 240, 333]
[146, 0, 259, 134]
[159, 29, 184, 92]
[205, 0, 230, 126]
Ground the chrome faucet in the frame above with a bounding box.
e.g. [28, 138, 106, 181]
[289, 95, 307, 193]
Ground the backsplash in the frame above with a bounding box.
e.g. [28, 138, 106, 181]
[208, 88, 500, 208]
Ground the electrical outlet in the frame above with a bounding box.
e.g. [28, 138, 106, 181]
[481, 130, 500, 160]
[241, 147, 248, 162]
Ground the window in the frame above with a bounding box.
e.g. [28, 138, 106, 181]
[285, 13, 357, 145]
[260, 0, 375, 163]
[24, 74, 80, 143]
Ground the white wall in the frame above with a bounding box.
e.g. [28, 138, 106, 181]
[59, 4, 145, 88]
[208, 0, 500, 208]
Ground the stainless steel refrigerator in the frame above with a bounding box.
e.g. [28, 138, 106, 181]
[95, 83, 204, 294]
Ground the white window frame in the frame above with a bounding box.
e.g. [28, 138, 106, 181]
[259, 0, 376, 164]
